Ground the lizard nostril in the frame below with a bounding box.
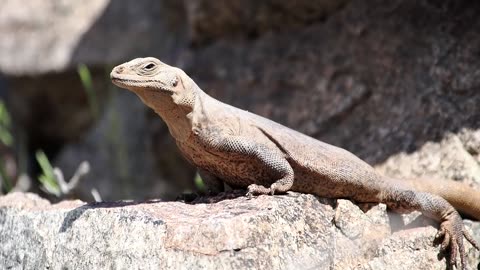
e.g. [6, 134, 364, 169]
[116, 66, 124, 73]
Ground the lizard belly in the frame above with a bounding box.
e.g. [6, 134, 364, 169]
[290, 160, 385, 202]
[178, 140, 276, 188]
[199, 154, 275, 188]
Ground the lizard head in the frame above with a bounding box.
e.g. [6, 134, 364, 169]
[110, 57, 197, 111]
[110, 57, 199, 141]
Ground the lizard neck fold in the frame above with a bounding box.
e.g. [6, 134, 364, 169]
[190, 89, 215, 135]
[135, 90, 192, 142]
[136, 84, 212, 143]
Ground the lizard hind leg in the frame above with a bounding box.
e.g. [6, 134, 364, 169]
[383, 189, 479, 270]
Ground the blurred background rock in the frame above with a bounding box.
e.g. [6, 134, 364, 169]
[0, 0, 478, 201]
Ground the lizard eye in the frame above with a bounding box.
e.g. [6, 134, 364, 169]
[144, 63, 156, 70]
[172, 78, 178, 87]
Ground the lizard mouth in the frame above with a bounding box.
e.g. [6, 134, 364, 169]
[111, 77, 157, 85]
[111, 77, 174, 94]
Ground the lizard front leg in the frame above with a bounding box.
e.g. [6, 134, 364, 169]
[245, 144, 294, 197]
[203, 134, 294, 197]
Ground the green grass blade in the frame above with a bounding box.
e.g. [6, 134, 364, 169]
[35, 150, 60, 196]
[77, 64, 99, 120]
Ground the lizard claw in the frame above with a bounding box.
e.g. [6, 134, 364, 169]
[269, 183, 278, 195]
[436, 211, 479, 270]
[435, 227, 449, 253]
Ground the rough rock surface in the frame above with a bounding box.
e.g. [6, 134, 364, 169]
[0, 0, 109, 75]
[184, 0, 349, 44]
[1, 192, 478, 269]
[376, 129, 480, 188]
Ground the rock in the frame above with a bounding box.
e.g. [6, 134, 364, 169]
[459, 129, 480, 162]
[184, 0, 349, 44]
[0, 0, 186, 75]
[0, 0, 109, 75]
[1, 192, 478, 269]
[375, 130, 480, 187]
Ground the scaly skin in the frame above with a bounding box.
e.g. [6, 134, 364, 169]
[111, 57, 479, 269]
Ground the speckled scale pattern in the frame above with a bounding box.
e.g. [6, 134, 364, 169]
[111, 57, 479, 270]
[177, 131, 291, 190]
[181, 94, 478, 269]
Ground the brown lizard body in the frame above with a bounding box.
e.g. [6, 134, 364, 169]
[111, 57, 479, 269]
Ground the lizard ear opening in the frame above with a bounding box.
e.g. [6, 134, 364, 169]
[176, 74, 188, 90]
[174, 69, 194, 92]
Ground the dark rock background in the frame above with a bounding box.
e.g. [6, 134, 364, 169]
[0, 0, 479, 201]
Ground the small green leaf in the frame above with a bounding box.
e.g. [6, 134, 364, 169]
[0, 100, 13, 146]
[0, 129, 13, 146]
[36, 150, 61, 197]
[77, 64, 99, 119]
[0, 161, 12, 193]
[194, 173, 206, 192]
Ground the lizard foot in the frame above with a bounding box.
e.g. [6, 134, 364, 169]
[246, 183, 291, 198]
[435, 211, 479, 270]
[246, 184, 271, 198]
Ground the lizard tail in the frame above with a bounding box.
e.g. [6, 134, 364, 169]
[402, 178, 480, 221]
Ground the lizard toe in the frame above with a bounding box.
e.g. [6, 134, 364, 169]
[270, 183, 278, 195]
[246, 184, 271, 197]
[463, 229, 479, 250]
[269, 182, 291, 195]
[437, 212, 471, 270]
